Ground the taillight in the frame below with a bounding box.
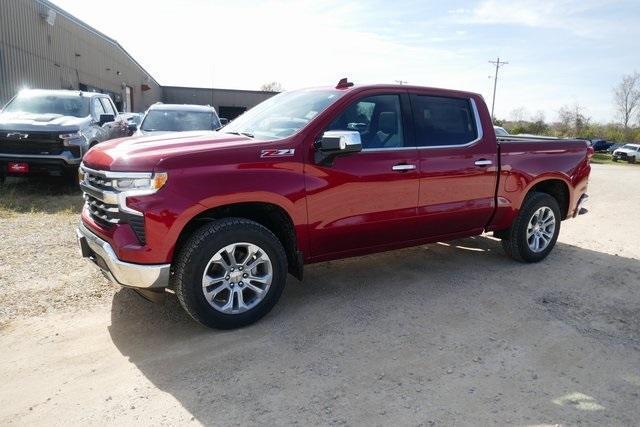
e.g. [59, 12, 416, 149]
[587, 146, 594, 160]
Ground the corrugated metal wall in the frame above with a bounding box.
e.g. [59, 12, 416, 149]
[0, 0, 162, 111]
[162, 86, 276, 114]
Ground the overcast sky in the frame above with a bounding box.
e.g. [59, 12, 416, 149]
[51, 0, 639, 122]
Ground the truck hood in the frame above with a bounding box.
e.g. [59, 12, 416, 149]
[82, 131, 255, 171]
[0, 111, 90, 132]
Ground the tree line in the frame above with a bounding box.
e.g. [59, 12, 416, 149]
[496, 71, 640, 143]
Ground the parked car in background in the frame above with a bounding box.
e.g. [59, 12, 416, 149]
[77, 80, 591, 329]
[135, 104, 221, 135]
[119, 112, 144, 136]
[493, 126, 509, 136]
[0, 89, 127, 181]
[589, 139, 613, 152]
[607, 143, 624, 154]
[612, 143, 640, 163]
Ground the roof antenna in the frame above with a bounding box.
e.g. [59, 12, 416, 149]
[336, 78, 354, 89]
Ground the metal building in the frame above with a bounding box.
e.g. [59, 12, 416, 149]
[0, 0, 278, 116]
[0, 0, 162, 111]
[163, 86, 277, 120]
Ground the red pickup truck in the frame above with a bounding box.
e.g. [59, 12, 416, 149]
[77, 80, 591, 329]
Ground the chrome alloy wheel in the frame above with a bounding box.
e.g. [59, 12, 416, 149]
[201, 242, 273, 314]
[526, 206, 556, 253]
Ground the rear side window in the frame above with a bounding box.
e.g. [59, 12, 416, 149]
[411, 95, 478, 147]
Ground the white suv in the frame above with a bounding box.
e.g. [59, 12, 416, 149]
[612, 143, 640, 163]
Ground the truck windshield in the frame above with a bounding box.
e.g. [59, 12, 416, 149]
[141, 110, 219, 132]
[221, 89, 344, 140]
[4, 93, 90, 118]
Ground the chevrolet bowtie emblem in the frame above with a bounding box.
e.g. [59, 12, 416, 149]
[6, 132, 29, 140]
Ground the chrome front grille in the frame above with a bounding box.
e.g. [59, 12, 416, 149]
[80, 165, 147, 244]
[84, 193, 120, 225]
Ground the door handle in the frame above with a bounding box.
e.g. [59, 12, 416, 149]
[392, 164, 416, 171]
[474, 159, 493, 167]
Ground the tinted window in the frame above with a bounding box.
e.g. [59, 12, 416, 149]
[412, 95, 477, 146]
[4, 93, 90, 118]
[327, 94, 405, 149]
[99, 98, 116, 116]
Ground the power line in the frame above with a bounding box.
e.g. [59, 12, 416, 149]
[489, 57, 508, 122]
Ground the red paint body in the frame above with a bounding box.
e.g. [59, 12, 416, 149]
[81, 84, 591, 266]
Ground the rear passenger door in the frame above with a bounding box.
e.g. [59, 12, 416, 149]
[410, 93, 498, 238]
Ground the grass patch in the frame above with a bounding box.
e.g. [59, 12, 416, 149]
[0, 177, 83, 217]
[590, 153, 638, 165]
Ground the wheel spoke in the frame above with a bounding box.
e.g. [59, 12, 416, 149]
[249, 273, 272, 285]
[221, 290, 235, 312]
[245, 282, 265, 294]
[237, 289, 247, 310]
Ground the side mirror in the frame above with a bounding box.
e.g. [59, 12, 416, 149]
[314, 130, 362, 165]
[127, 123, 138, 135]
[219, 118, 229, 126]
[98, 114, 115, 126]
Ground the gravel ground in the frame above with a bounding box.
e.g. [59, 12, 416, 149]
[0, 164, 639, 425]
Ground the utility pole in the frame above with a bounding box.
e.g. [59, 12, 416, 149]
[489, 57, 508, 122]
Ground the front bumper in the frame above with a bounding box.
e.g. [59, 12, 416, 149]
[76, 222, 170, 289]
[1, 152, 80, 176]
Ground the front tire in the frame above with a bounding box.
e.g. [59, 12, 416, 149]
[501, 192, 561, 263]
[173, 218, 288, 329]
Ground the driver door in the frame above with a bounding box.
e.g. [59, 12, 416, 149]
[305, 91, 420, 259]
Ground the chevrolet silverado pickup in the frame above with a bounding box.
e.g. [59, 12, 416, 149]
[0, 89, 127, 181]
[76, 79, 591, 329]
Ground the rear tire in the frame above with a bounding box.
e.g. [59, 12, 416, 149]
[173, 218, 288, 329]
[501, 192, 561, 263]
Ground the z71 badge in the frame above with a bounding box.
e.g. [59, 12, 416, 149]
[260, 148, 295, 158]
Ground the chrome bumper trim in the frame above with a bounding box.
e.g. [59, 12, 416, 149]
[0, 151, 81, 164]
[76, 223, 170, 289]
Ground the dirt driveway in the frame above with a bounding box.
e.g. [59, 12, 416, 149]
[1, 164, 639, 425]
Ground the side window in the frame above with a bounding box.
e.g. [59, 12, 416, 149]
[328, 94, 404, 149]
[412, 95, 478, 146]
[92, 98, 106, 118]
[99, 98, 116, 116]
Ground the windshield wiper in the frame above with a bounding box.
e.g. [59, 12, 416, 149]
[223, 131, 254, 138]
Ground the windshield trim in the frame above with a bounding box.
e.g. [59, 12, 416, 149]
[220, 88, 346, 142]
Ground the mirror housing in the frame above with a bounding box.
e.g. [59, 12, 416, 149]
[219, 117, 229, 126]
[127, 122, 138, 135]
[98, 114, 115, 126]
[314, 130, 362, 165]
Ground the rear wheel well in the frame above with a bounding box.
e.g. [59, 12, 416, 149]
[528, 180, 570, 219]
[174, 203, 302, 280]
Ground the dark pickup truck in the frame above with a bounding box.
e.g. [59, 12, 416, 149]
[0, 89, 127, 180]
[77, 80, 591, 329]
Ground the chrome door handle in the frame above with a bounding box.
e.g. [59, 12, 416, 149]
[392, 164, 416, 171]
[474, 159, 493, 167]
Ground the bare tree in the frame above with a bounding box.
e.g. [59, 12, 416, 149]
[613, 71, 640, 130]
[532, 110, 546, 124]
[509, 106, 529, 122]
[558, 103, 590, 136]
[260, 82, 284, 92]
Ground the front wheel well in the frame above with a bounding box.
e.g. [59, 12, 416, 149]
[527, 179, 570, 219]
[174, 203, 302, 280]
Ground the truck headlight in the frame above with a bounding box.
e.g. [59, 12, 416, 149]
[113, 173, 168, 192]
